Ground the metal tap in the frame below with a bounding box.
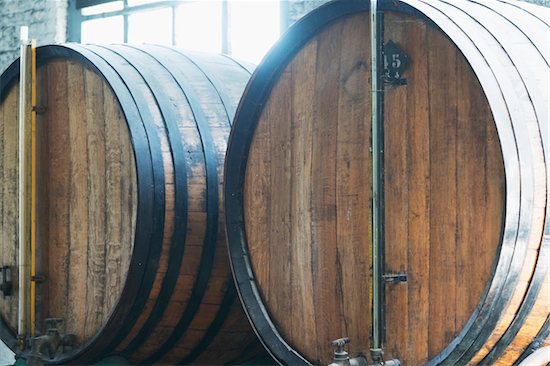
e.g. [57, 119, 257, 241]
[328, 338, 400, 366]
[328, 337, 368, 366]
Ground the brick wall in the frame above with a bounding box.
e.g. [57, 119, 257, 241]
[0, 0, 67, 74]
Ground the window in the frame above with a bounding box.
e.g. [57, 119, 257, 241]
[69, 0, 286, 64]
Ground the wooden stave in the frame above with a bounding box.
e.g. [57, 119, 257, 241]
[0, 44, 260, 364]
[402, 1, 548, 365]
[223, 0, 549, 365]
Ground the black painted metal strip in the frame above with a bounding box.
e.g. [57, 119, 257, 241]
[156, 47, 255, 364]
[138, 47, 220, 365]
[224, 1, 371, 364]
[78, 44, 167, 358]
[220, 53, 255, 75]
[497, 0, 550, 27]
[177, 283, 238, 365]
[169, 49, 245, 124]
[102, 44, 189, 357]
[0, 58, 20, 103]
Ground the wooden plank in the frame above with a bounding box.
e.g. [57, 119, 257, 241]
[383, 12, 409, 362]
[103, 81, 124, 316]
[83, 65, 106, 339]
[119, 108, 137, 278]
[1, 84, 19, 330]
[46, 60, 71, 324]
[335, 13, 372, 358]
[309, 21, 343, 365]
[34, 64, 49, 336]
[67, 60, 88, 338]
[267, 66, 292, 336]
[403, 18, 431, 365]
[244, 101, 271, 302]
[427, 26, 458, 357]
[456, 52, 487, 330]
[288, 37, 317, 357]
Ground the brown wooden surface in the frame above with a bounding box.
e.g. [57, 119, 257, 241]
[244, 13, 372, 365]
[0, 59, 137, 344]
[37, 59, 137, 344]
[243, 10, 506, 366]
[382, 12, 506, 365]
[0, 83, 19, 332]
[0, 45, 264, 364]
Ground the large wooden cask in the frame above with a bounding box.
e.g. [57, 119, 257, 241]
[0, 44, 263, 364]
[224, 1, 549, 365]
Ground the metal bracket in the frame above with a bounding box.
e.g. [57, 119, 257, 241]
[382, 273, 407, 284]
[31, 105, 46, 114]
[382, 41, 409, 85]
[31, 274, 45, 284]
[0, 266, 13, 297]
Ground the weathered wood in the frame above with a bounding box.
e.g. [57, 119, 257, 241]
[383, 15, 409, 363]
[0, 83, 19, 331]
[288, 39, 317, 357]
[46, 60, 71, 327]
[426, 24, 458, 357]
[225, 1, 547, 365]
[0, 44, 261, 365]
[67, 60, 88, 340]
[244, 13, 372, 365]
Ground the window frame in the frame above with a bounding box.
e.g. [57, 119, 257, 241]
[68, 0, 290, 56]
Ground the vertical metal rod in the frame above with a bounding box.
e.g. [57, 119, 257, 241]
[221, 0, 230, 54]
[18, 25, 33, 350]
[123, 0, 129, 43]
[171, 5, 176, 46]
[370, 0, 383, 355]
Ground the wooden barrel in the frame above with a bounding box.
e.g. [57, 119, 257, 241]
[0, 44, 264, 365]
[224, 1, 549, 365]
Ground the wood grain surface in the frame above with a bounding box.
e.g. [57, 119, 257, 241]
[243, 10, 506, 366]
[37, 59, 137, 344]
[0, 47, 262, 365]
[244, 13, 372, 365]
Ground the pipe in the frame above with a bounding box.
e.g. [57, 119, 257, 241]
[18, 25, 33, 350]
[370, 0, 383, 355]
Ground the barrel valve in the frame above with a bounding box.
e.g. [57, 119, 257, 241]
[327, 338, 400, 366]
[27, 318, 75, 365]
[328, 337, 368, 366]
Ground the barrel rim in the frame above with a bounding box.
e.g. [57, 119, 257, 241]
[0, 44, 159, 364]
[223, 0, 547, 364]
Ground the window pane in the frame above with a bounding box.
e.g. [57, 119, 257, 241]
[81, 16, 124, 44]
[81, 1, 123, 16]
[128, 7, 173, 45]
[229, 0, 280, 64]
[175, 2, 222, 53]
[127, 0, 163, 6]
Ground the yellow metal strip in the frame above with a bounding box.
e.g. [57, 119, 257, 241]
[30, 39, 36, 337]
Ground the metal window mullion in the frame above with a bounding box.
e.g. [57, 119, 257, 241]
[222, 0, 229, 55]
[123, 0, 128, 43]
